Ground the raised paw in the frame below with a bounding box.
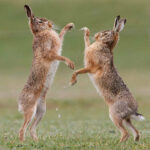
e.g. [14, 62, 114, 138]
[65, 23, 75, 31]
[80, 27, 89, 32]
[80, 27, 90, 36]
[67, 60, 75, 70]
[70, 73, 77, 86]
[70, 78, 77, 86]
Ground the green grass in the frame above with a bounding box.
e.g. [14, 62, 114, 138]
[0, 0, 150, 149]
[0, 99, 150, 150]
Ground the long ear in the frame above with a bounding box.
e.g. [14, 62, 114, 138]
[113, 16, 127, 32]
[24, 5, 33, 18]
[116, 19, 127, 32]
[113, 15, 120, 31]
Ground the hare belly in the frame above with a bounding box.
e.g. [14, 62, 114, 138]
[45, 60, 59, 89]
[88, 74, 102, 96]
[43, 48, 62, 90]
[35, 60, 60, 107]
[40, 47, 62, 96]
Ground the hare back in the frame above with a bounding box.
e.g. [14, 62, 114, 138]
[94, 67, 127, 97]
[18, 48, 62, 113]
[18, 64, 48, 112]
[18, 30, 62, 113]
[91, 66, 137, 107]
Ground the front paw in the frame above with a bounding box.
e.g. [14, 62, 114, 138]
[80, 27, 90, 36]
[67, 60, 75, 70]
[65, 23, 75, 31]
[70, 78, 77, 86]
[70, 74, 77, 86]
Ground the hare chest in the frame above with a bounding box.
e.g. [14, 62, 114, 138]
[84, 46, 102, 96]
[42, 38, 62, 95]
[88, 74, 102, 96]
[46, 55, 61, 88]
[84, 51, 102, 96]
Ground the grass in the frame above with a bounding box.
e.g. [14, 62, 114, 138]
[0, 99, 150, 150]
[0, 0, 150, 149]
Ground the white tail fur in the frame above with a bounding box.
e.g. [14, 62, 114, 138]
[131, 114, 145, 121]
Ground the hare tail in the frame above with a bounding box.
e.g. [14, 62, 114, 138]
[131, 113, 145, 121]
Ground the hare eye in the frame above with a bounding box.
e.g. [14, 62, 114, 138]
[38, 21, 43, 23]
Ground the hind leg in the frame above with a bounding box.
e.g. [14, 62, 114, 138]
[29, 98, 46, 141]
[124, 118, 140, 141]
[110, 113, 129, 142]
[19, 105, 36, 142]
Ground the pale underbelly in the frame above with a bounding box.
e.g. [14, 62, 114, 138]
[84, 59, 102, 96]
[39, 49, 62, 99]
[45, 60, 59, 89]
[88, 73, 102, 96]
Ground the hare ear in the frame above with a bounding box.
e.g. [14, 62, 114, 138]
[118, 19, 127, 32]
[113, 16, 127, 32]
[24, 5, 33, 18]
[115, 19, 127, 32]
[113, 15, 120, 30]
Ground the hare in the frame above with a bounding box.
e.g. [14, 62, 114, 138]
[18, 5, 75, 142]
[70, 16, 144, 142]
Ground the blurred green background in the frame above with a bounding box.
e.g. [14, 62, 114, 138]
[0, 0, 150, 149]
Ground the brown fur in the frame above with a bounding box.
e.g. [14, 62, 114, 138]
[70, 16, 143, 142]
[18, 5, 75, 142]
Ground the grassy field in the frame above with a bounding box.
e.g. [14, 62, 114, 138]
[0, 99, 150, 150]
[0, 0, 150, 149]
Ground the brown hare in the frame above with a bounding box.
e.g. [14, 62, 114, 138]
[70, 16, 144, 142]
[18, 5, 75, 142]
